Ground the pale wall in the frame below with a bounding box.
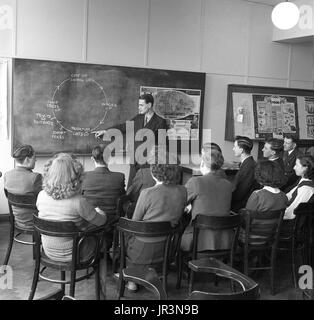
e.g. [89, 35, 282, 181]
[0, 0, 313, 214]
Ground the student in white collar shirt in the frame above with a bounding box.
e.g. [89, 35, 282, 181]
[284, 155, 314, 220]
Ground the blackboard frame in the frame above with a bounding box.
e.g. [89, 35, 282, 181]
[225, 84, 314, 144]
[11, 58, 206, 157]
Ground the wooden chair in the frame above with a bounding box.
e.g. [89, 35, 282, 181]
[187, 257, 260, 300]
[116, 217, 177, 299]
[176, 213, 242, 293]
[111, 194, 133, 273]
[238, 209, 285, 295]
[28, 215, 105, 300]
[277, 202, 314, 288]
[3, 189, 38, 266]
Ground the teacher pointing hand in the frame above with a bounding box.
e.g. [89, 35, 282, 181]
[94, 93, 168, 187]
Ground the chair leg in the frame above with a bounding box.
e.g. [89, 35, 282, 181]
[3, 223, 14, 266]
[94, 265, 100, 300]
[117, 272, 125, 300]
[69, 271, 76, 298]
[188, 270, 194, 295]
[32, 233, 36, 260]
[60, 271, 66, 294]
[270, 248, 277, 296]
[244, 249, 249, 276]
[162, 272, 168, 298]
[28, 260, 40, 300]
[176, 250, 182, 289]
[291, 244, 297, 289]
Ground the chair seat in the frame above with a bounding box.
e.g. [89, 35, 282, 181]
[40, 250, 95, 271]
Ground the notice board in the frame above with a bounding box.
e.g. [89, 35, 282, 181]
[225, 84, 314, 142]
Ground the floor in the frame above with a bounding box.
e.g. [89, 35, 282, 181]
[0, 222, 307, 300]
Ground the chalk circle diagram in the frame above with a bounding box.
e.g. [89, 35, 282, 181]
[47, 74, 116, 136]
[153, 90, 195, 119]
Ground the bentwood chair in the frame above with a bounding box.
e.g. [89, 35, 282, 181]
[176, 213, 242, 293]
[187, 257, 260, 300]
[111, 194, 133, 273]
[277, 202, 314, 288]
[3, 189, 38, 266]
[238, 209, 285, 295]
[28, 215, 106, 300]
[116, 217, 179, 299]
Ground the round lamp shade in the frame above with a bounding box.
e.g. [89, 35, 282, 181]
[271, 2, 300, 30]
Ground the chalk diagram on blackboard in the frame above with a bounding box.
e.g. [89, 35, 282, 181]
[34, 73, 117, 141]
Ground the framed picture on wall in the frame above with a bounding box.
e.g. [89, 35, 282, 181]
[225, 84, 314, 144]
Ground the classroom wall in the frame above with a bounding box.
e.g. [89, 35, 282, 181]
[0, 0, 313, 214]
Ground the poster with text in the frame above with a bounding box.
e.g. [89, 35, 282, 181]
[252, 94, 298, 139]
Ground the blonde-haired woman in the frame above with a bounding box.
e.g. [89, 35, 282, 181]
[36, 153, 107, 262]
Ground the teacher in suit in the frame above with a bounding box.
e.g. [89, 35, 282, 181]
[94, 93, 168, 187]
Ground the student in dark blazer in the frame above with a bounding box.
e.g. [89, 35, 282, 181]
[181, 149, 233, 252]
[231, 136, 257, 213]
[282, 134, 301, 192]
[81, 145, 125, 247]
[262, 138, 285, 170]
[4, 145, 42, 229]
[94, 93, 168, 187]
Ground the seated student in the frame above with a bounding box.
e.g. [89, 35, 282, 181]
[262, 138, 285, 171]
[239, 160, 288, 248]
[4, 145, 42, 230]
[201, 142, 227, 179]
[245, 160, 288, 212]
[181, 149, 233, 252]
[36, 153, 107, 262]
[81, 145, 125, 226]
[282, 134, 302, 192]
[231, 136, 257, 212]
[284, 155, 314, 220]
[123, 148, 186, 290]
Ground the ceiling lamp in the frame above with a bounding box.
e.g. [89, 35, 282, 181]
[271, 1, 300, 30]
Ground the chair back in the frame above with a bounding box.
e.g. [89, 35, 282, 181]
[4, 188, 38, 212]
[33, 215, 104, 269]
[191, 213, 242, 258]
[188, 257, 260, 300]
[241, 209, 285, 247]
[117, 217, 174, 272]
[290, 202, 314, 242]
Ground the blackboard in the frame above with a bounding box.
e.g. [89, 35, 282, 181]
[225, 84, 314, 143]
[12, 58, 205, 155]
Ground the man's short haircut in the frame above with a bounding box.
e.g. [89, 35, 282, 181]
[202, 142, 222, 154]
[235, 136, 253, 154]
[265, 138, 284, 155]
[13, 145, 35, 164]
[139, 93, 154, 106]
[91, 145, 107, 165]
[284, 134, 298, 144]
[255, 160, 285, 188]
